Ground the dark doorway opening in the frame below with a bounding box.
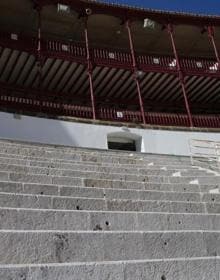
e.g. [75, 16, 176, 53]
[108, 139, 136, 151]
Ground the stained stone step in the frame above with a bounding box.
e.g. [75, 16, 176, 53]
[0, 141, 192, 164]
[2, 169, 220, 186]
[0, 192, 219, 213]
[1, 208, 220, 231]
[1, 180, 212, 195]
[0, 164, 215, 184]
[0, 141, 191, 161]
[1, 179, 218, 196]
[0, 181, 205, 201]
[0, 156, 202, 178]
[83, 177, 220, 190]
[0, 230, 220, 264]
[1, 172, 219, 194]
[0, 153, 196, 170]
[2, 180, 220, 203]
[0, 181, 220, 203]
[0, 161, 210, 178]
[0, 257, 219, 280]
[0, 147, 191, 165]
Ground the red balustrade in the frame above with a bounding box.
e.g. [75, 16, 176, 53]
[93, 47, 132, 68]
[138, 55, 177, 73]
[46, 40, 86, 57]
[180, 58, 218, 75]
[0, 94, 219, 128]
[0, 31, 219, 76]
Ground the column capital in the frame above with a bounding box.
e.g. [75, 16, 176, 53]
[208, 26, 215, 37]
[125, 19, 133, 29]
[167, 23, 174, 34]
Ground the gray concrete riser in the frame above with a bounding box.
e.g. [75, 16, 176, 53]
[1, 139, 220, 278]
[0, 143, 190, 160]
[0, 143, 192, 161]
[0, 161, 210, 177]
[1, 192, 220, 214]
[0, 156, 198, 177]
[0, 171, 219, 185]
[1, 181, 220, 203]
[1, 208, 220, 231]
[0, 231, 220, 264]
[0, 140, 190, 157]
[2, 180, 217, 194]
[0, 150, 190, 165]
[0, 151, 190, 164]
[0, 140, 191, 158]
[0, 258, 219, 280]
[0, 153, 195, 170]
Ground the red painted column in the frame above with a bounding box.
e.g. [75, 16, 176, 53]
[167, 24, 193, 127]
[126, 20, 146, 125]
[84, 18, 96, 120]
[37, 7, 42, 90]
[36, 6, 43, 111]
[208, 26, 220, 66]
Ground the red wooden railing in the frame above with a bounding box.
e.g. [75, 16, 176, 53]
[0, 95, 219, 128]
[0, 32, 219, 76]
[45, 40, 86, 59]
[93, 47, 132, 68]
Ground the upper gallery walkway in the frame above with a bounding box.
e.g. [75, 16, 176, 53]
[0, 0, 220, 128]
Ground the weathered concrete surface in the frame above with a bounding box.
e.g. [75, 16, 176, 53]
[0, 257, 219, 280]
[0, 208, 218, 231]
[0, 231, 219, 264]
[0, 139, 220, 279]
[0, 192, 215, 213]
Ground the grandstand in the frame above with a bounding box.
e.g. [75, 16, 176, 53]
[0, 0, 220, 127]
[0, 1, 220, 279]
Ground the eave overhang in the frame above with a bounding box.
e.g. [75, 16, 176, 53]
[35, 0, 220, 27]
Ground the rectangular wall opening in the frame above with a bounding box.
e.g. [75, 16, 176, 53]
[108, 137, 137, 151]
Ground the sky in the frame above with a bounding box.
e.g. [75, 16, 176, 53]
[100, 0, 220, 16]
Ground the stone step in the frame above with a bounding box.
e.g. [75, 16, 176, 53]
[0, 160, 209, 177]
[0, 230, 219, 264]
[0, 140, 191, 162]
[0, 153, 195, 170]
[0, 147, 190, 165]
[1, 192, 220, 214]
[1, 181, 220, 203]
[0, 164, 215, 184]
[0, 172, 219, 194]
[1, 169, 220, 186]
[0, 181, 202, 201]
[29, 160, 207, 177]
[1, 208, 220, 231]
[2, 180, 215, 195]
[0, 145, 192, 165]
[0, 257, 218, 280]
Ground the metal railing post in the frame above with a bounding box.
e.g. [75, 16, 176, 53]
[208, 26, 220, 66]
[84, 18, 96, 120]
[167, 24, 193, 127]
[126, 20, 146, 125]
[35, 5, 44, 111]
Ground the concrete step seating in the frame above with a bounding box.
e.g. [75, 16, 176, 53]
[0, 139, 220, 279]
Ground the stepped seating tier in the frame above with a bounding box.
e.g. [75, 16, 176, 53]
[0, 139, 219, 279]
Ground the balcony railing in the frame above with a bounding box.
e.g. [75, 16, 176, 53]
[0, 32, 218, 76]
[0, 94, 219, 128]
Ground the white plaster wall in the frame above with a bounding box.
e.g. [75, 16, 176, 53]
[0, 112, 220, 156]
